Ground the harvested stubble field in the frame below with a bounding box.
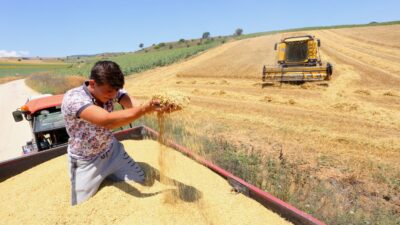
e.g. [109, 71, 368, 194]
[0, 140, 291, 225]
[124, 25, 400, 223]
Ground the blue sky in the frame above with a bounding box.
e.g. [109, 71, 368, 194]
[1, 0, 398, 57]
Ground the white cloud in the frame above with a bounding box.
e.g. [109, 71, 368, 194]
[19, 50, 30, 56]
[0, 50, 30, 58]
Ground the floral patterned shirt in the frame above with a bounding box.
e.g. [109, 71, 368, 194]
[61, 81, 126, 160]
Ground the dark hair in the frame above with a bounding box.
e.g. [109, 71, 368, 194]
[90, 61, 124, 90]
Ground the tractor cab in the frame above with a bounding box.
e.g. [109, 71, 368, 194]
[12, 94, 69, 154]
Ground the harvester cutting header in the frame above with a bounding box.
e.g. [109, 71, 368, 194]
[262, 35, 333, 83]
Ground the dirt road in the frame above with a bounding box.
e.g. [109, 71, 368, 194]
[0, 79, 38, 161]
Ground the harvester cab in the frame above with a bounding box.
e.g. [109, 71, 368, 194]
[262, 35, 333, 83]
[12, 94, 69, 154]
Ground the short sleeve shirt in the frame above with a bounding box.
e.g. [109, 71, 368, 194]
[61, 81, 127, 160]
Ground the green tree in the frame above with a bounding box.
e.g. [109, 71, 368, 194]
[234, 28, 243, 36]
[202, 32, 210, 39]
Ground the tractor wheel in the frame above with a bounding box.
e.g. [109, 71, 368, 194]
[326, 62, 333, 80]
[262, 65, 267, 81]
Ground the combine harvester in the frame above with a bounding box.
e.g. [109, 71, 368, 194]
[1, 98, 326, 225]
[262, 35, 333, 84]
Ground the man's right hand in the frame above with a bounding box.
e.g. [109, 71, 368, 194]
[145, 99, 181, 114]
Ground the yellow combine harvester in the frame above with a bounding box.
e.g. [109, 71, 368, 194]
[262, 35, 333, 83]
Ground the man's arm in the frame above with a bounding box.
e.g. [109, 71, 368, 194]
[79, 101, 154, 129]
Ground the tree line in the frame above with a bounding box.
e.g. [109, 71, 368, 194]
[139, 28, 243, 50]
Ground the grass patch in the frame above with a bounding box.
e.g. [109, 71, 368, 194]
[25, 73, 85, 94]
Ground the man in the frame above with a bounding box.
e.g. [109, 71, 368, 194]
[61, 60, 166, 205]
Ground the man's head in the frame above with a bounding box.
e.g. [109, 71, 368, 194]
[88, 61, 124, 103]
[90, 60, 124, 89]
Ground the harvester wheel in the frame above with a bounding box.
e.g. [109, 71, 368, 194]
[326, 62, 333, 80]
[262, 65, 267, 82]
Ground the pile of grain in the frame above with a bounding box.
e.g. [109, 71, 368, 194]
[152, 91, 190, 111]
[0, 140, 292, 225]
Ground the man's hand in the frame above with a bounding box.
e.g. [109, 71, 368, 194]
[144, 99, 182, 114]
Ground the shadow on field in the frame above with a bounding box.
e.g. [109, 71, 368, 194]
[100, 162, 202, 203]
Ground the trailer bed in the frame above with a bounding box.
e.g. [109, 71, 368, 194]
[0, 139, 291, 225]
[0, 126, 325, 225]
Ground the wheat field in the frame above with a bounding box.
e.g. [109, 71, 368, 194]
[124, 25, 400, 224]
